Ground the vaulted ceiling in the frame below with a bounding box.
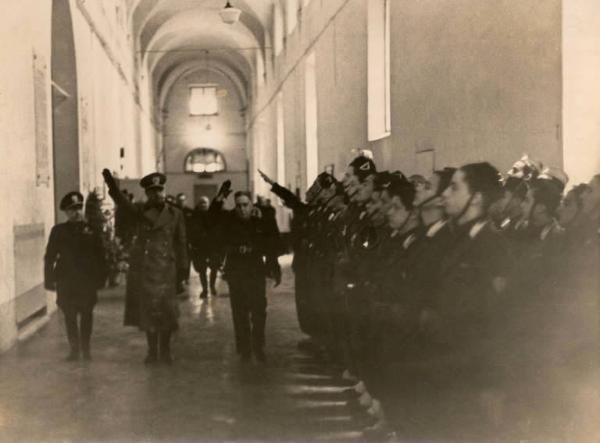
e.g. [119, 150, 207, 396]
[127, 0, 279, 112]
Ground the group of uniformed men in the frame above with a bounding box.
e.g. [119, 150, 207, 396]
[45, 169, 282, 366]
[43, 155, 598, 440]
[258, 155, 599, 442]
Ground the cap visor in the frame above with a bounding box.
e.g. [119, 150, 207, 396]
[64, 203, 83, 210]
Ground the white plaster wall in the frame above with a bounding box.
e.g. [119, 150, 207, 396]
[0, 0, 54, 351]
[563, 0, 600, 186]
[251, 0, 563, 192]
[0, 0, 156, 352]
[71, 0, 157, 188]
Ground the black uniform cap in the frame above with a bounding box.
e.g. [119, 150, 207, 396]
[140, 172, 166, 190]
[503, 176, 528, 199]
[316, 172, 337, 189]
[384, 172, 416, 210]
[529, 178, 563, 215]
[435, 167, 457, 196]
[460, 162, 503, 209]
[349, 156, 377, 181]
[373, 171, 396, 191]
[60, 191, 84, 211]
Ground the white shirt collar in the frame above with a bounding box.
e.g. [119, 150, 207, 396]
[469, 220, 488, 239]
[500, 217, 512, 229]
[403, 233, 417, 250]
[540, 222, 559, 241]
[426, 219, 447, 238]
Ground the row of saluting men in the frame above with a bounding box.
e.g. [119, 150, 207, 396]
[257, 155, 599, 442]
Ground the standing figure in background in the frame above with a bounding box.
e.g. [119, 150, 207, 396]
[175, 192, 194, 294]
[44, 192, 107, 361]
[190, 196, 223, 298]
[211, 181, 283, 362]
[102, 169, 188, 365]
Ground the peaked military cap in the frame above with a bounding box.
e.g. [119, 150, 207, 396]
[386, 172, 416, 210]
[349, 156, 377, 180]
[373, 171, 396, 191]
[316, 172, 337, 189]
[435, 167, 457, 196]
[60, 191, 84, 211]
[538, 166, 569, 192]
[140, 172, 166, 190]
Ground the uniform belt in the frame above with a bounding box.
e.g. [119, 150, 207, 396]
[234, 245, 253, 255]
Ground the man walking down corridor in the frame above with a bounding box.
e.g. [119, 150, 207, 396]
[44, 192, 107, 361]
[102, 169, 188, 365]
[210, 181, 283, 363]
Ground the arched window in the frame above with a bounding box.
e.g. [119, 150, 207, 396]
[184, 148, 226, 173]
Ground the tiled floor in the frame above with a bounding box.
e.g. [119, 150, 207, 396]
[0, 257, 361, 443]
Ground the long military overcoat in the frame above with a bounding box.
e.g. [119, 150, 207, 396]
[109, 189, 188, 331]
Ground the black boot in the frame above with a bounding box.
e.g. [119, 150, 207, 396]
[145, 331, 159, 365]
[159, 331, 173, 365]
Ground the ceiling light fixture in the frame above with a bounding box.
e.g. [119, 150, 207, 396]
[219, 1, 242, 25]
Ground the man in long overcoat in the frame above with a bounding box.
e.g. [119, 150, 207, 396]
[102, 169, 188, 364]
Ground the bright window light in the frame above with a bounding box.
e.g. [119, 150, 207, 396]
[189, 86, 218, 116]
[184, 148, 226, 173]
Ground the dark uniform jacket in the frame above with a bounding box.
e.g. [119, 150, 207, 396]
[270, 182, 311, 273]
[108, 189, 188, 331]
[210, 200, 282, 281]
[423, 219, 510, 385]
[44, 221, 107, 310]
[188, 208, 223, 258]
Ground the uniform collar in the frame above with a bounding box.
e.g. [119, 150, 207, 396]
[426, 219, 447, 238]
[499, 217, 512, 230]
[540, 220, 560, 241]
[469, 220, 488, 239]
[403, 232, 418, 250]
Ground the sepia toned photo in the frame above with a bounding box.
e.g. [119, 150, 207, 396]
[0, 0, 598, 442]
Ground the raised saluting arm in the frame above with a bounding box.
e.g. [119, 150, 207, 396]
[102, 169, 137, 216]
[258, 169, 305, 211]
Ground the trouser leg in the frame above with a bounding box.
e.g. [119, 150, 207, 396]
[209, 266, 218, 292]
[79, 309, 94, 357]
[159, 330, 172, 362]
[146, 331, 159, 360]
[193, 255, 208, 292]
[62, 306, 80, 356]
[249, 279, 267, 353]
[229, 281, 251, 356]
[199, 264, 208, 291]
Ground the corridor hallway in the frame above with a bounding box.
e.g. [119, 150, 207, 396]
[0, 258, 361, 443]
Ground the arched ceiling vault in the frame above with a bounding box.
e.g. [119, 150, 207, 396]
[129, 0, 276, 106]
[152, 51, 250, 98]
[159, 62, 248, 113]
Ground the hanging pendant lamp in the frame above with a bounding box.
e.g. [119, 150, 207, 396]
[219, 1, 242, 25]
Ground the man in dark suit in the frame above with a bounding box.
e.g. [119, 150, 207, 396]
[44, 191, 107, 361]
[211, 181, 283, 363]
[174, 192, 194, 294]
[189, 196, 223, 298]
[102, 169, 188, 365]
